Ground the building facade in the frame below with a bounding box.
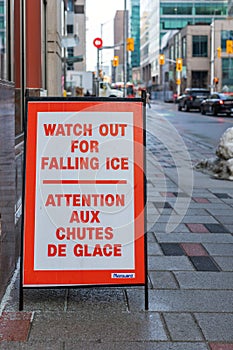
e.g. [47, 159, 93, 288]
[74, 0, 86, 71]
[214, 18, 233, 91]
[228, 0, 233, 15]
[129, 0, 141, 82]
[65, 0, 86, 73]
[0, 0, 72, 300]
[130, 0, 140, 68]
[114, 10, 129, 82]
[160, 18, 233, 98]
[140, 0, 228, 91]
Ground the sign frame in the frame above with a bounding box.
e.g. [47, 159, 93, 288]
[20, 96, 148, 309]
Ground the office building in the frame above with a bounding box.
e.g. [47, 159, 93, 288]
[66, 0, 86, 72]
[140, 0, 228, 90]
[160, 18, 233, 99]
[130, 0, 140, 68]
[114, 10, 129, 82]
[129, 0, 141, 82]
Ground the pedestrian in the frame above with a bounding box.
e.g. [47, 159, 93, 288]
[146, 91, 151, 108]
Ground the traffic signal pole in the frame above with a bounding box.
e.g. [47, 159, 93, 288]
[176, 58, 182, 96]
[159, 55, 182, 96]
[177, 70, 181, 96]
[210, 20, 215, 93]
[96, 48, 100, 96]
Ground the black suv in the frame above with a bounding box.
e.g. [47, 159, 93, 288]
[177, 88, 209, 112]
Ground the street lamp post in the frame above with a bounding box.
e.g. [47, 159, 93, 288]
[210, 20, 215, 93]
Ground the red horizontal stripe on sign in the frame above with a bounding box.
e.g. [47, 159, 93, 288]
[43, 179, 127, 185]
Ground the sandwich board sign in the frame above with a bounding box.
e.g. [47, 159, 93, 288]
[21, 97, 147, 307]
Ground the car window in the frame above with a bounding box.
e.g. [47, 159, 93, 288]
[192, 92, 209, 97]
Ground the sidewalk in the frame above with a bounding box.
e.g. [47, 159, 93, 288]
[0, 108, 232, 350]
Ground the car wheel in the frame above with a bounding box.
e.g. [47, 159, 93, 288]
[201, 106, 206, 115]
[212, 106, 218, 116]
[183, 103, 189, 112]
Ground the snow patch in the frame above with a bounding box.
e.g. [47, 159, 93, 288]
[195, 127, 233, 180]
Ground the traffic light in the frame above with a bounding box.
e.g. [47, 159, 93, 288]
[127, 38, 134, 51]
[217, 47, 221, 58]
[112, 56, 119, 67]
[176, 58, 183, 72]
[159, 54, 165, 65]
[213, 77, 219, 85]
[226, 40, 233, 54]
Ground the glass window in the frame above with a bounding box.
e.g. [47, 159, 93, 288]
[0, 3, 4, 14]
[169, 44, 174, 61]
[67, 47, 74, 71]
[175, 34, 178, 58]
[67, 0, 74, 11]
[222, 58, 233, 90]
[191, 71, 208, 88]
[182, 36, 187, 58]
[221, 30, 233, 52]
[161, 4, 192, 15]
[67, 24, 73, 34]
[160, 18, 190, 30]
[195, 4, 227, 16]
[67, 47, 74, 57]
[74, 5, 84, 14]
[192, 36, 208, 57]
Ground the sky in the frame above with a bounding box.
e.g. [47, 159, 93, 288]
[86, 0, 125, 72]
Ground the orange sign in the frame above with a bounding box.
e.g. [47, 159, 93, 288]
[23, 99, 145, 287]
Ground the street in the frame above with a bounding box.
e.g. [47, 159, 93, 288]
[150, 101, 233, 148]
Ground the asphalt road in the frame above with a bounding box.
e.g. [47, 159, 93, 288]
[152, 101, 233, 148]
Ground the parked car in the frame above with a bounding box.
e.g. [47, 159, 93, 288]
[177, 88, 209, 111]
[200, 93, 233, 117]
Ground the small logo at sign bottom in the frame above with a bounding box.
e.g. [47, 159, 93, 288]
[111, 273, 135, 279]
